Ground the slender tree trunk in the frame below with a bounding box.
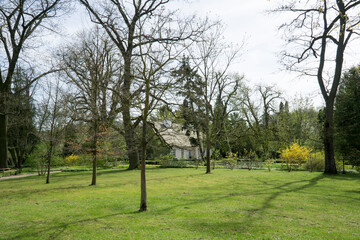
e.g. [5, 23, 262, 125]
[46, 140, 53, 184]
[205, 104, 211, 174]
[91, 124, 98, 186]
[16, 148, 23, 174]
[323, 100, 337, 174]
[139, 77, 150, 212]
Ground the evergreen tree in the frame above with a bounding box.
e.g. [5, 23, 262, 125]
[334, 65, 360, 166]
[172, 57, 206, 160]
[7, 67, 38, 172]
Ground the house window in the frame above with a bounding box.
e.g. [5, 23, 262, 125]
[181, 149, 184, 158]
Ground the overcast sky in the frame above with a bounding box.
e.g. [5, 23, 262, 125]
[61, 0, 360, 108]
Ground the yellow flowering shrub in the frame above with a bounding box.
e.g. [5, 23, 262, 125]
[280, 143, 312, 171]
[65, 155, 79, 166]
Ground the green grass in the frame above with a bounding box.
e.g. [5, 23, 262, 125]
[1, 167, 360, 239]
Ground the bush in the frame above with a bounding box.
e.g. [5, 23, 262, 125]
[159, 154, 174, 167]
[305, 152, 325, 172]
[52, 155, 65, 167]
[65, 154, 92, 166]
[240, 149, 258, 170]
[65, 155, 79, 166]
[265, 159, 274, 172]
[221, 152, 238, 170]
[280, 143, 312, 172]
[26, 144, 47, 175]
[348, 149, 360, 170]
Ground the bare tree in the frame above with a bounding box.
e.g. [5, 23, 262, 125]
[188, 24, 243, 174]
[274, 0, 360, 174]
[79, 0, 209, 170]
[0, 0, 67, 169]
[59, 27, 122, 185]
[136, 17, 187, 210]
[45, 80, 64, 184]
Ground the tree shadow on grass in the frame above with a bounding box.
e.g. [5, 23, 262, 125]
[7, 212, 133, 240]
[150, 173, 328, 236]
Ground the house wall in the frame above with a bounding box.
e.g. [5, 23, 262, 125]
[174, 148, 181, 159]
[172, 147, 201, 160]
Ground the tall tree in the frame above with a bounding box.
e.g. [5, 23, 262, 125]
[44, 80, 63, 184]
[0, 0, 66, 169]
[236, 84, 281, 157]
[59, 27, 122, 185]
[275, 0, 360, 174]
[334, 65, 360, 161]
[79, 0, 208, 169]
[172, 57, 206, 161]
[188, 24, 243, 173]
[136, 24, 185, 211]
[7, 67, 38, 172]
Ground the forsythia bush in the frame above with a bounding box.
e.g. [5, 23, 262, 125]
[280, 143, 312, 171]
[65, 155, 79, 166]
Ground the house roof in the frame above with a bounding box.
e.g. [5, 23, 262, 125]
[154, 122, 197, 149]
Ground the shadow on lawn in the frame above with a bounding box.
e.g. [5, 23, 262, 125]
[151, 173, 328, 235]
[8, 212, 133, 240]
[6, 171, 358, 239]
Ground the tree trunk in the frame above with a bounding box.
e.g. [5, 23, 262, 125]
[0, 113, 8, 169]
[139, 123, 147, 212]
[16, 147, 23, 174]
[205, 104, 211, 174]
[46, 140, 53, 184]
[195, 129, 205, 162]
[122, 57, 139, 170]
[8, 148, 16, 167]
[91, 123, 98, 186]
[139, 77, 150, 212]
[323, 100, 337, 174]
[124, 112, 139, 170]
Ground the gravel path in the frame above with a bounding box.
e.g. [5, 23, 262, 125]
[0, 171, 61, 181]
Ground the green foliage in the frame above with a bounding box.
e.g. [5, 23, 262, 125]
[265, 159, 274, 172]
[305, 152, 325, 172]
[280, 143, 312, 172]
[27, 144, 65, 174]
[335, 65, 360, 163]
[221, 152, 238, 170]
[26, 144, 47, 175]
[211, 149, 221, 169]
[159, 154, 174, 167]
[7, 67, 39, 168]
[348, 149, 360, 171]
[240, 149, 259, 170]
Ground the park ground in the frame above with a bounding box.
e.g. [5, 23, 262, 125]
[1, 167, 359, 239]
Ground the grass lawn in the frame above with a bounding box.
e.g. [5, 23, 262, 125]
[1, 167, 359, 239]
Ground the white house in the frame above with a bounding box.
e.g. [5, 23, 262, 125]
[154, 121, 202, 160]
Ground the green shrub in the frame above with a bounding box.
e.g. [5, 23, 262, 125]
[265, 159, 274, 172]
[305, 152, 325, 172]
[26, 144, 47, 175]
[221, 152, 238, 170]
[160, 154, 174, 167]
[52, 155, 65, 167]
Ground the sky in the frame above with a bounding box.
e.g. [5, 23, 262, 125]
[60, 0, 360, 109]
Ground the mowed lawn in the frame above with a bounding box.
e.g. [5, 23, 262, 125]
[1, 167, 360, 240]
